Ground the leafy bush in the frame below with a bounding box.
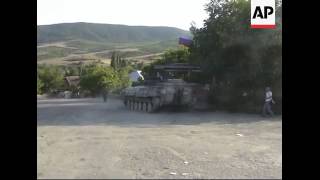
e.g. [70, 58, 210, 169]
[79, 63, 131, 96]
[37, 65, 65, 93]
[188, 0, 282, 113]
[142, 47, 191, 79]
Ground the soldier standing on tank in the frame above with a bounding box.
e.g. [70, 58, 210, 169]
[262, 87, 275, 117]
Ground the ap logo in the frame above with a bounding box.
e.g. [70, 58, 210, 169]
[251, 0, 275, 29]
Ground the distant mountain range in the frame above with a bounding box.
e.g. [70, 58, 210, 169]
[37, 22, 191, 44]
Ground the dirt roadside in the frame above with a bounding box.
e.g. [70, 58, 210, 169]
[37, 97, 282, 179]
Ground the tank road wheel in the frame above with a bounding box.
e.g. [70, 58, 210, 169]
[142, 102, 145, 111]
[132, 100, 135, 110]
[136, 101, 140, 111]
[145, 102, 150, 112]
[143, 102, 147, 111]
[145, 102, 149, 112]
[140, 101, 143, 111]
[151, 97, 160, 112]
[136, 101, 139, 111]
[141, 101, 144, 111]
[124, 97, 128, 107]
[135, 101, 138, 111]
[139, 101, 142, 111]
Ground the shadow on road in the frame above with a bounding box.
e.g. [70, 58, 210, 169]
[37, 98, 280, 127]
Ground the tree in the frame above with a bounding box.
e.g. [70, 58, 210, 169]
[37, 65, 65, 93]
[188, 0, 282, 112]
[142, 47, 191, 79]
[110, 51, 116, 69]
[161, 47, 190, 64]
[79, 64, 122, 96]
[116, 67, 131, 90]
[110, 51, 128, 70]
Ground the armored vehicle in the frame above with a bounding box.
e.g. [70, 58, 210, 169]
[122, 63, 206, 112]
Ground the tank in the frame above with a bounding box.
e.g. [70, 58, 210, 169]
[122, 63, 206, 112]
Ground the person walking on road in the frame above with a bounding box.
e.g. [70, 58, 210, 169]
[262, 87, 275, 117]
[102, 88, 109, 102]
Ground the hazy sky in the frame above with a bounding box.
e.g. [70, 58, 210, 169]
[37, 0, 209, 30]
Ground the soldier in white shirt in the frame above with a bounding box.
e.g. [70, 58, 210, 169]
[262, 87, 275, 117]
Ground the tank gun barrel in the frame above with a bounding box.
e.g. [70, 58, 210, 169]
[153, 63, 201, 72]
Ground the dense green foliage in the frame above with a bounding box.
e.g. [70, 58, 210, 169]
[37, 22, 190, 44]
[188, 0, 282, 113]
[142, 47, 190, 77]
[140, 0, 282, 113]
[80, 62, 131, 95]
[37, 65, 66, 93]
[157, 47, 190, 64]
[79, 64, 120, 95]
[116, 67, 132, 91]
[110, 52, 128, 70]
[37, 61, 131, 96]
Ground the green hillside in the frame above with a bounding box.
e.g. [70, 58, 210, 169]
[37, 22, 190, 44]
[37, 23, 191, 65]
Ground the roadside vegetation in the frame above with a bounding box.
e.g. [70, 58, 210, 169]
[37, 0, 282, 114]
[37, 52, 132, 96]
[142, 0, 282, 113]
